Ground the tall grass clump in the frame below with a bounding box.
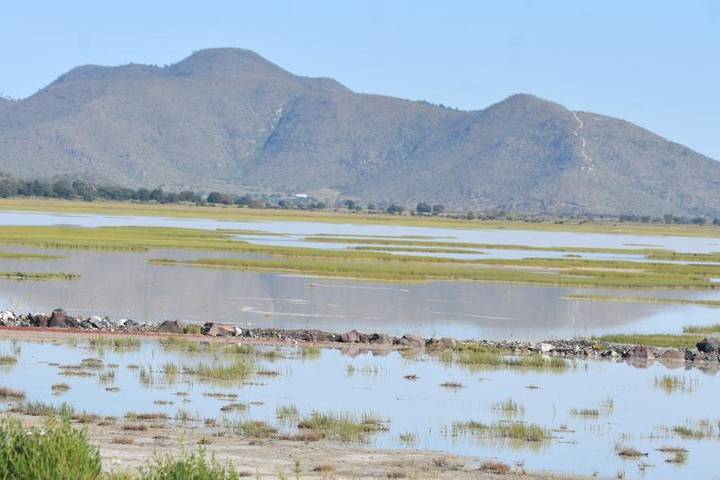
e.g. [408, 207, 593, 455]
[184, 360, 254, 383]
[0, 415, 101, 479]
[298, 411, 387, 442]
[136, 448, 242, 479]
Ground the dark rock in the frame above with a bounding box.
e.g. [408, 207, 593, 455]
[31, 313, 49, 328]
[157, 320, 185, 334]
[339, 330, 361, 343]
[697, 337, 720, 353]
[202, 322, 236, 337]
[399, 334, 425, 349]
[369, 333, 393, 345]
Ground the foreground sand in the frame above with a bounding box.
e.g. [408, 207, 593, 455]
[9, 413, 593, 480]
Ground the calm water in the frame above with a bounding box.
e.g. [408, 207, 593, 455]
[0, 338, 717, 479]
[0, 211, 719, 338]
[0, 247, 719, 339]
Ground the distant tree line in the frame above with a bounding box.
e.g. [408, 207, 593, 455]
[0, 175, 718, 225]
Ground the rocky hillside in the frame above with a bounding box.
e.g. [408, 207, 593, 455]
[0, 48, 718, 216]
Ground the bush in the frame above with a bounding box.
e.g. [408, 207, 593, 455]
[136, 449, 242, 480]
[0, 415, 102, 479]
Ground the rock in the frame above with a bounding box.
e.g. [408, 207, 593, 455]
[369, 333, 394, 346]
[538, 342, 555, 353]
[47, 309, 79, 328]
[339, 330, 361, 343]
[202, 322, 236, 337]
[626, 345, 655, 361]
[426, 337, 456, 350]
[660, 349, 686, 362]
[697, 337, 720, 353]
[0, 310, 16, 325]
[120, 319, 139, 330]
[31, 313, 49, 328]
[157, 320, 185, 334]
[399, 334, 425, 349]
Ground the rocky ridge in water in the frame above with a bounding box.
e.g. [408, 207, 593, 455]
[1, 308, 718, 367]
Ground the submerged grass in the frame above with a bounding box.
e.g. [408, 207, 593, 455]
[0, 271, 78, 281]
[440, 344, 568, 371]
[451, 420, 551, 443]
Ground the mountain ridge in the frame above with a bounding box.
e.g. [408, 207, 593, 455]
[0, 48, 718, 216]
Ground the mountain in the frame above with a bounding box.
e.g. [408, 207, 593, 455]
[0, 47, 718, 216]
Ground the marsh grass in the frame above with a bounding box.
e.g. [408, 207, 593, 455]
[397, 431, 419, 446]
[88, 336, 141, 351]
[492, 399, 525, 417]
[300, 346, 321, 359]
[0, 386, 25, 400]
[0, 355, 17, 365]
[184, 360, 254, 383]
[51, 383, 71, 395]
[654, 375, 699, 394]
[672, 420, 718, 439]
[298, 411, 387, 442]
[134, 447, 243, 479]
[440, 344, 568, 372]
[226, 420, 277, 438]
[276, 405, 300, 423]
[683, 323, 720, 334]
[595, 333, 702, 349]
[0, 271, 78, 281]
[451, 420, 551, 443]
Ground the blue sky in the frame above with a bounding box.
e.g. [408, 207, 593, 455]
[1, 0, 719, 159]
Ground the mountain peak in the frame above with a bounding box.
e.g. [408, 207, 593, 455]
[165, 48, 290, 78]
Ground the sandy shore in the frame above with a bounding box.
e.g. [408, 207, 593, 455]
[9, 413, 593, 480]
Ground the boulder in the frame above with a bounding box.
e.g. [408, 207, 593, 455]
[697, 337, 720, 353]
[626, 345, 655, 361]
[660, 349, 686, 362]
[157, 320, 185, 334]
[538, 342, 555, 353]
[339, 330, 361, 343]
[399, 334, 425, 349]
[0, 310, 16, 325]
[369, 333, 394, 346]
[202, 323, 237, 337]
[31, 313, 49, 328]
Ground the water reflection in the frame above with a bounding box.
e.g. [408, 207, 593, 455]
[1, 338, 718, 480]
[1, 247, 719, 338]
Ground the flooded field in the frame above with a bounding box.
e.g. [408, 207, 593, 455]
[0, 246, 720, 339]
[0, 210, 718, 339]
[0, 336, 718, 479]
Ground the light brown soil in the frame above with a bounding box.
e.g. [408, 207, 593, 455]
[9, 413, 593, 480]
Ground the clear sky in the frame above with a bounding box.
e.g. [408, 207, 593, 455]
[1, 0, 718, 159]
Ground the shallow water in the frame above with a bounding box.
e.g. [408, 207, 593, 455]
[0, 338, 717, 479]
[1, 247, 720, 339]
[2, 210, 720, 255]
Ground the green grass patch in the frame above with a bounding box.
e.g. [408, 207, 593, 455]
[683, 323, 720, 334]
[564, 294, 720, 307]
[595, 333, 702, 349]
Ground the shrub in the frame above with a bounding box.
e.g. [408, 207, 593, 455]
[136, 448, 242, 479]
[0, 415, 101, 479]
